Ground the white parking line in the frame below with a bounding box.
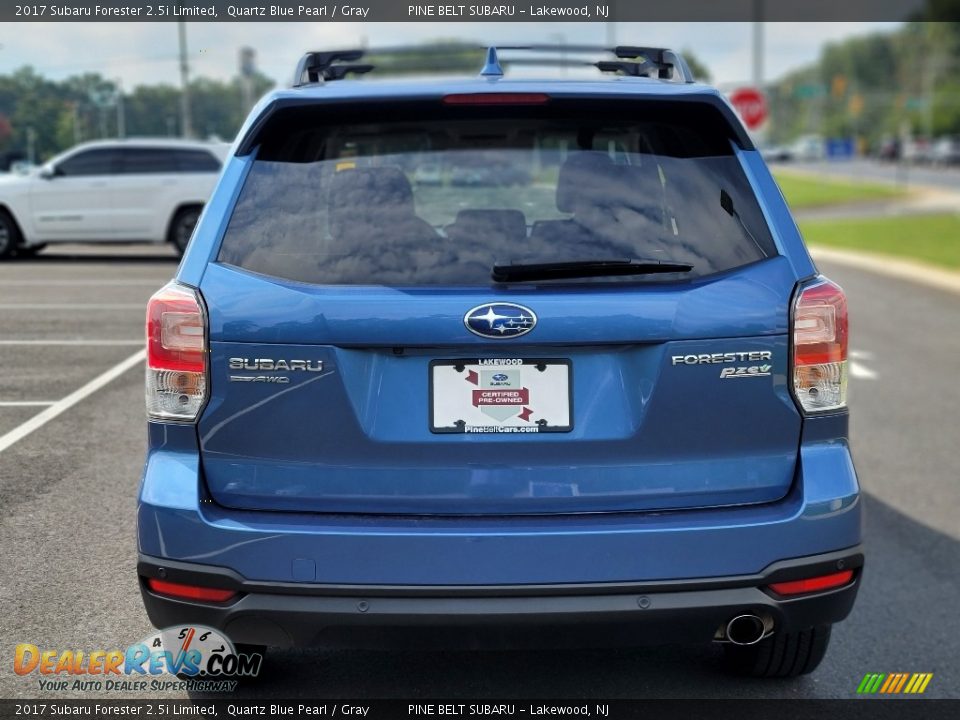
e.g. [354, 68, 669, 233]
[0, 340, 143, 346]
[0, 280, 163, 286]
[850, 361, 878, 380]
[0, 401, 57, 407]
[0, 304, 143, 310]
[0, 349, 145, 454]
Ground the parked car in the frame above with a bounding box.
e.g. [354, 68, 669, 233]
[0, 138, 226, 259]
[789, 134, 825, 161]
[450, 156, 531, 187]
[876, 137, 901, 162]
[413, 161, 444, 185]
[138, 45, 862, 679]
[760, 144, 794, 163]
[9, 161, 37, 175]
[902, 137, 934, 164]
[932, 136, 960, 166]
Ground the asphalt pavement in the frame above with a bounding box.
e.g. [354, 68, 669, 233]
[772, 157, 960, 192]
[0, 244, 956, 700]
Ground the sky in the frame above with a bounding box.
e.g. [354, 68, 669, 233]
[2, 22, 901, 89]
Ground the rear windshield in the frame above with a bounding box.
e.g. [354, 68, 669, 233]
[218, 100, 776, 286]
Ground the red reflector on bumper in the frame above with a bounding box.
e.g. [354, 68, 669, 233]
[146, 578, 237, 603]
[768, 569, 854, 596]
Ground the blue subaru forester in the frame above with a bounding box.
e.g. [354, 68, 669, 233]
[138, 45, 862, 677]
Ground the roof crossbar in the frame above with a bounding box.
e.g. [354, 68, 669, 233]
[291, 44, 696, 86]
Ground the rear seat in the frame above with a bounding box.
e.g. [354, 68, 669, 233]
[532, 151, 672, 258]
[445, 209, 527, 245]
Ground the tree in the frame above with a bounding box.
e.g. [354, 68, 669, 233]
[0, 67, 276, 160]
[682, 50, 711, 83]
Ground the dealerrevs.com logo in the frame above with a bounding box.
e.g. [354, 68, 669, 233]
[14, 626, 261, 693]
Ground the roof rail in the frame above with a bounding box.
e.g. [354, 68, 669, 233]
[496, 45, 695, 83]
[291, 44, 696, 86]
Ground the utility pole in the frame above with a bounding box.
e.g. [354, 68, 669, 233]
[752, 0, 764, 88]
[71, 103, 81, 145]
[239, 47, 256, 115]
[178, 21, 193, 138]
[26, 127, 36, 165]
[115, 78, 126, 138]
[550, 33, 567, 75]
[752, 0, 766, 142]
[922, 22, 941, 141]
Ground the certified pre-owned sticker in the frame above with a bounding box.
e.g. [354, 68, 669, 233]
[720, 364, 772, 379]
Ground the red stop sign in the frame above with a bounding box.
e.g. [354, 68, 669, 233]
[730, 87, 768, 130]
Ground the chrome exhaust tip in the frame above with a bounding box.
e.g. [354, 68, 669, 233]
[725, 614, 768, 646]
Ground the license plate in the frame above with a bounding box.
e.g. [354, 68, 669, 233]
[430, 358, 572, 433]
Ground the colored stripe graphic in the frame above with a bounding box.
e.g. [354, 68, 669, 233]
[885, 673, 907, 693]
[857, 673, 933, 694]
[894, 673, 910, 693]
[857, 673, 885, 694]
[879, 674, 896, 693]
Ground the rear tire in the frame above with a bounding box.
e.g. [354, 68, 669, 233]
[0, 210, 20, 260]
[721, 624, 832, 678]
[233, 644, 267, 679]
[169, 206, 202, 256]
[16, 243, 46, 258]
[234, 643, 267, 657]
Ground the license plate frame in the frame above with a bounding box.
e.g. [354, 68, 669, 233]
[429, 358, 573, 434]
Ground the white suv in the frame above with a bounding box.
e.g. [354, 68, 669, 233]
[0, 138, 227, 259]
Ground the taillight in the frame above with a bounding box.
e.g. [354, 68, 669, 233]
[792, 277, 848, 413]
[146, 282, 207, 421]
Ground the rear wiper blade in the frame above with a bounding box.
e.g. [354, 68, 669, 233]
[492, 258, 693, 283]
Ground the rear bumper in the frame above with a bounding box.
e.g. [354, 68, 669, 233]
[138, 548, 863, 649]
[138, 420, 863, 646]
[138, 431, 861, 585]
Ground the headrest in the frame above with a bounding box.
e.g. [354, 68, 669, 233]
[555, 151, 617, 213]
[618, 163, 664, 203]
[327, 167, 418, 239]
[451, 209, 527, 240]
[328, 167, 415, 216]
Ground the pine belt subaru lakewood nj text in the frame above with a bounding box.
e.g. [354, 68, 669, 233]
[138, 44, 862, 678]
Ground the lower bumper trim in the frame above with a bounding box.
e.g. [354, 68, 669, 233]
[138, 548, 863, 649]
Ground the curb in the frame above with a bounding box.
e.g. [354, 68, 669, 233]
[809, 246, 960, 296]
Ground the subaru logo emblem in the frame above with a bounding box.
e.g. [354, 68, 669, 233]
[464, 303, 537, 339]
[492, 373, 509, 381]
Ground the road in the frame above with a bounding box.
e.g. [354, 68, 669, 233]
[772, 157, 960, 192]
[0, 245, 957, 700]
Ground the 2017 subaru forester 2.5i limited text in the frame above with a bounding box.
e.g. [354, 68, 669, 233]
[138, 46, 862, 678]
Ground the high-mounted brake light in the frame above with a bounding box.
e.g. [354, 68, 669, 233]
[792, 277, 848, 413]
[768, 569, 854, 597]
[145, 282, 207, 421]
[145, 578, 236, 603]
[442, 93, 550, 106]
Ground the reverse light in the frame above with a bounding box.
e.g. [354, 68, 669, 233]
[146, 282, 207, 421]
[792, 277, 848, 413]
[768, 569, 854, 597]
[145, 578, 236, 603]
